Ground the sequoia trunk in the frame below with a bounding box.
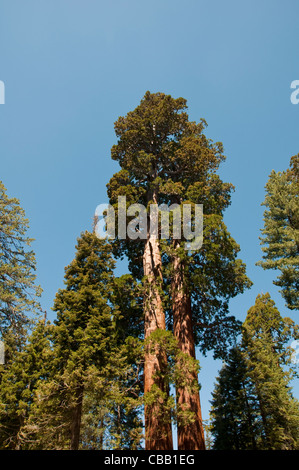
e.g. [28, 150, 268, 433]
[172, 251, 205, 450]
[143, 233, 173, 450]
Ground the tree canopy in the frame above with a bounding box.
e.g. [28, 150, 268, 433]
[258, 154, 299, 310]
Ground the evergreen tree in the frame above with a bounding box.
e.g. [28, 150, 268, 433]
[79, 273, 144, 450]
[105, 91, 251, 449]
[210, 294, 299, 450]
[0, 317, 53, 449]
[257, 154, 299, 310]
[106, 92, 189, 449]
[210, 346, 259, 450]
[242, 293, 299, 449]
[50, 231, 117, 449]
[0, 180, 44, 448]
[0, 180, 42, 346]
[26, 231, 143, 450]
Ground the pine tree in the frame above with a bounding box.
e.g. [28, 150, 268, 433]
[50, 231, 117, 449]
[257, 154, 299, 310]
[210, 346, 259, 450]
[80, 273, 144, 450]
[26, 231, 143, 450]
[78, 333, 143, 450]
[210, 294, 299, 450]
[0, 316, 53, 449]
[0, 180, 42, 346]
[0, 181, 43, 448]
[242, 293, 299, 449]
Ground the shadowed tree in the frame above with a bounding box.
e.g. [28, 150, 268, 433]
[242, 293, 299, 449]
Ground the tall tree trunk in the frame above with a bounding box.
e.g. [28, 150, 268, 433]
[256, 387, 270, 448]
[15, 415, 25, 450]
[242, 381, 257, 449]
[172, 248, 205, 450]
[143, 234, 173, 450]
[70, 383, 84, 450]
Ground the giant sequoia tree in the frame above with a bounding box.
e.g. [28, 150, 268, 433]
[105, 91, 251, 449]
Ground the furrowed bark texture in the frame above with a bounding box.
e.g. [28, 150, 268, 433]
[143, 234, 173, 450]
[172, 253, 205, 450]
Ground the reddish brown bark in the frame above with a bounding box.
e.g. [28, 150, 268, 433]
[172, 251, 205, 450]
[143, 234, 173, 450]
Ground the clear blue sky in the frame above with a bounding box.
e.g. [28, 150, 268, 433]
[0, 0, 298, 436]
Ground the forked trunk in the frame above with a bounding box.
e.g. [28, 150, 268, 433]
[172, 250, 205, 450]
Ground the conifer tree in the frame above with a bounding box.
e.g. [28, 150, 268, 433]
[50, 231, 117, 449]
[242, 293, 299, 449]
[257, 154, 299, 310]
[106, 91, 251, 449]
[167, 179, 251, 449]
[27, 231, 143, 450]
[0, 180, 43, 448]
[80, 273, 144, 450]
[106, 92, 190, 449]
[210, 294, 299, 450]
[0, 181, 42, 346]
[0, 317, 53, 449]
[210, 346, 259, 450]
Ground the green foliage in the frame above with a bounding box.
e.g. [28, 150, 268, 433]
[0, 317, 53, 449]
[242, 293, 299, 449]
[211, 293, 299, 450]
[258, 154, 299, 310]
[0, 231, 144, 450]
[107, 91, 252, 359]
[210, 346, 259, 450]
[0, 181, 42, 343]
[52, 231, 116, 370]
[143, 329, 201, 428]
[188, 213, 252, 358]
[43, 231, 143, 449]
[4, 94, 298, 451]
[243, 292, 299, 367]
[0, 180, 44, 448]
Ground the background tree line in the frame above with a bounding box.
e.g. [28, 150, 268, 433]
[0, 92, 298, 450]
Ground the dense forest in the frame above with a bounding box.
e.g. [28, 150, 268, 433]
[0, 92, 298, 450]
